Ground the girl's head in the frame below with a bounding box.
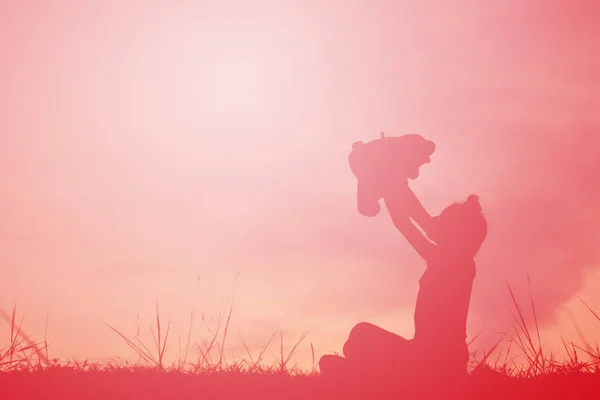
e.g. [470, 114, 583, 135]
[428, 195, 488, 257]
[349, 134, 435, 217]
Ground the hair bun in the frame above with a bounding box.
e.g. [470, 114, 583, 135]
[466, 195, 482, 212]
[352, 141, 365, 150]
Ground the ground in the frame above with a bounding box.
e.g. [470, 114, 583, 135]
[2, 364, 600, 400]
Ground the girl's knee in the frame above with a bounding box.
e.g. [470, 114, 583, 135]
[348, 322, 378, 340]
[344, 322, 383, 359]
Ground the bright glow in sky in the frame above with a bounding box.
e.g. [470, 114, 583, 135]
[1, 1, 599, 369]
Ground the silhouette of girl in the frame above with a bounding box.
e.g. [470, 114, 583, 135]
[321, 135, 488, 391]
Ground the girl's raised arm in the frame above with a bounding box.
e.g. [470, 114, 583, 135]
[385, 194, 437, 261]
[403, 188, 435, 236]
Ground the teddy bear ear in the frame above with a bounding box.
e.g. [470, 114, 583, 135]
[425, 140, 436, 154]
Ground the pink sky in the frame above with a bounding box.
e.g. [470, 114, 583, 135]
[1, 1, 599, 369]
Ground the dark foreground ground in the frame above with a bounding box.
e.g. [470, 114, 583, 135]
[2, 366, 600, 400]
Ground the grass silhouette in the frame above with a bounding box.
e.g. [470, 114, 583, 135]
[2, 282, 600, 400]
